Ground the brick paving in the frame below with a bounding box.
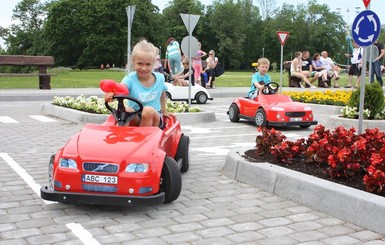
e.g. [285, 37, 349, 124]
[0, 97, 385, 244]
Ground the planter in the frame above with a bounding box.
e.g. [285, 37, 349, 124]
[41, 103, 216, 124]
[223, 147, 385, 235]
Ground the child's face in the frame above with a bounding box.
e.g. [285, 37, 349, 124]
[133, 51, 155, 79]
[182, 61, 189, 68]
[258, 63, 269, 75]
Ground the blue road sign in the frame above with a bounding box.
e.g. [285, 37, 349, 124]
[352, 10, 381, 47]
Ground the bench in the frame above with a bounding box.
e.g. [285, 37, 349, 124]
[0, 55, 55, 89]
[284, 61, 303, 87]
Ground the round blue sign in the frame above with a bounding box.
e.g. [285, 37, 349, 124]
[352, 10, 381, 47]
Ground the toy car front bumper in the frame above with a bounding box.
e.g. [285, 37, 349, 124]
[268, 121, 318, 127]
[40, 186, 165, 206]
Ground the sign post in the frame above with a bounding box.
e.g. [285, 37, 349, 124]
[351, 8, 381, 134]
[276, 31, 289, 94]
[126, 6, 136, 74]
[180, 14, 200, 107]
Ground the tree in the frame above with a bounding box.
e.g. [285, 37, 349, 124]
[258, 0, 277, 20]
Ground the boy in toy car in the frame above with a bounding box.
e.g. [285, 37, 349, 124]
[104, 39, 175, 127]
[247, 58, 271, 99]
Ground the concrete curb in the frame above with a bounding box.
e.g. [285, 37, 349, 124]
[328, 115, 385, 131]
[41, 103, 216, 124]
[223, 147, 385, 235]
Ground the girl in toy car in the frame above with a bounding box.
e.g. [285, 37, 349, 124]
[104, 39, 175, 127]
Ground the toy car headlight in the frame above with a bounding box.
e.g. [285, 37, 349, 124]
[271, 106, 285, 111]
[125, 163, 149, 173]
[59, 158, 77, 168]
[304, 106, 312, 111]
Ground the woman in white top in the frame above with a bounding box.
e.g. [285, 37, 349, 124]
[291, 51, 316, 88]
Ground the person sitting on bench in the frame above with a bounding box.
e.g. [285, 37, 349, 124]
[290, 51, 316, 89]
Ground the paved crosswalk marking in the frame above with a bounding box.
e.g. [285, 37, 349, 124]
[66, 223, 101, 245]
[0, 116, 19, 123]
[30, 115, 57, 122]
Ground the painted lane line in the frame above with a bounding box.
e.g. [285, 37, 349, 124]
[191, 142, 255, 156]
[0, 116, 19, 123]
[30, 115, 57, 122]
[190, 133, 259, 139]
[66, 223, 101, 245]
[0, 153, 54, 205]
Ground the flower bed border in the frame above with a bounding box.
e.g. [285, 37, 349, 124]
[223, 147, 385, 235]
[41, 103, 216, 124]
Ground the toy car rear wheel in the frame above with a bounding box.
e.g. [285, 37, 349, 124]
[166, 92, 171, 100]
[195, 91, 208, 104]
[255, 108, 267, 127]
[175, 135, 190, 172]
[161, 156, 182, 203]
[228, 103, 240, 122]
[48, 154, 55, 191]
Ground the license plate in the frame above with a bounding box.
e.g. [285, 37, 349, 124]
[290, 117, 302, 122]
[82, 174, 118, 184]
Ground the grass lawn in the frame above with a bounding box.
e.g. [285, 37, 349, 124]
[0, 68, 350, 89]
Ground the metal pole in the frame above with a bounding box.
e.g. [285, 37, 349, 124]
[279, 45, 283, 94]
[126, 6, 135, 74]
[358, 46, 367, 134]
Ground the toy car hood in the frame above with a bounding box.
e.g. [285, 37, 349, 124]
[61, 124, 164, 163]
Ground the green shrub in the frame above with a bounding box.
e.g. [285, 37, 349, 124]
[348, 83, 384, 119]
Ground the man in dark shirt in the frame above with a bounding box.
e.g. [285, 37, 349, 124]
[302, 50, 318, 84]
[371, 40, 385, 86]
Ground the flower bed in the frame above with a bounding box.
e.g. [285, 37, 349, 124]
[52, 95, 201, 113]
[247, 125, 385, 195]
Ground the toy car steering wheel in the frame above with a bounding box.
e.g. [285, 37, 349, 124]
[105, 95, 143, 126]
[262, 82, 279, 95]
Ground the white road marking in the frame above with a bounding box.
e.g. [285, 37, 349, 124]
[0, 153, 54, 205]
[190, 133, 259, 139]
[30, 115, 57, 122]
[66, 223, 101, 245]
[192, 142, 255, 156]
[0, 116, 19, 123]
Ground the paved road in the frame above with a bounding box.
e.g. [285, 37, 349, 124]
[1, 97, 384, 244]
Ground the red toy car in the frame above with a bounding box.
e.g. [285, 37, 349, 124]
[41, 95, 190, 206]
[227, 82, 318, 128]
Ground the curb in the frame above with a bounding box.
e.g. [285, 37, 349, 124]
[41, 103, 216, 124]
[328, 115, 385, 131]
[223, 147, 385, 236]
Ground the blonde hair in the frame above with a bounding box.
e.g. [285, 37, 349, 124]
[257, 58, 270, 67]
[182, 56, 189, 64]
[131, 39, 157, 64]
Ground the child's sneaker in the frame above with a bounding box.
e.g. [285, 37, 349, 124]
[310, 85, 317, 89]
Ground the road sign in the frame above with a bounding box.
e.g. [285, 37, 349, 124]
[181, 36, 200, 57]
[180, 14, 200, 36]
[276, 31, 290, 46]
[363, 0, 370, 8]
[352, 10, 381, 47]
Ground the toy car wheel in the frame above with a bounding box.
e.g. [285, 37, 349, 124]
[175, 135, 190, 172]
[195, 91, 208, 104]
[165, 92, 171, 100]
[254, 108, 267, 127]
[161, 156, 182, 203]
[228, 103, 240, 122]
[48, 154, 55, 191]
[300, 125, 311, 128]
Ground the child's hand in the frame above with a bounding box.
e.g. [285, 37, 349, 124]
[104, 92, 114, 102]
[163, 111, 175, 118]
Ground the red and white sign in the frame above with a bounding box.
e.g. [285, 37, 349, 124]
[276, 31, 290, 46]
[363, 0, 370, 8]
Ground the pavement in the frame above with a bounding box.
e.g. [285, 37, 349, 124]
[1, 87, 385, 244]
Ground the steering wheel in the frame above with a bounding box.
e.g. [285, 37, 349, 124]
[262, 82, 279, 95]
[105, 95, 143, 126]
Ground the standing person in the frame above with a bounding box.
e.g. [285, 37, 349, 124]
[104, 39, 174, 127]
[301, 50, 318, 84]
[370, 39, 385, 87]
[172, 57, 195, 86]
[247, 58, 271, 99]
[320, 51, 340, 88]
[204, 50, 218, 89]
[192, 42, 207, 86]
[345, 41, 363, 89]
[164, 37, 182, 76]
[312, 53, 330, 88]
[291, 51, 316, 88]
